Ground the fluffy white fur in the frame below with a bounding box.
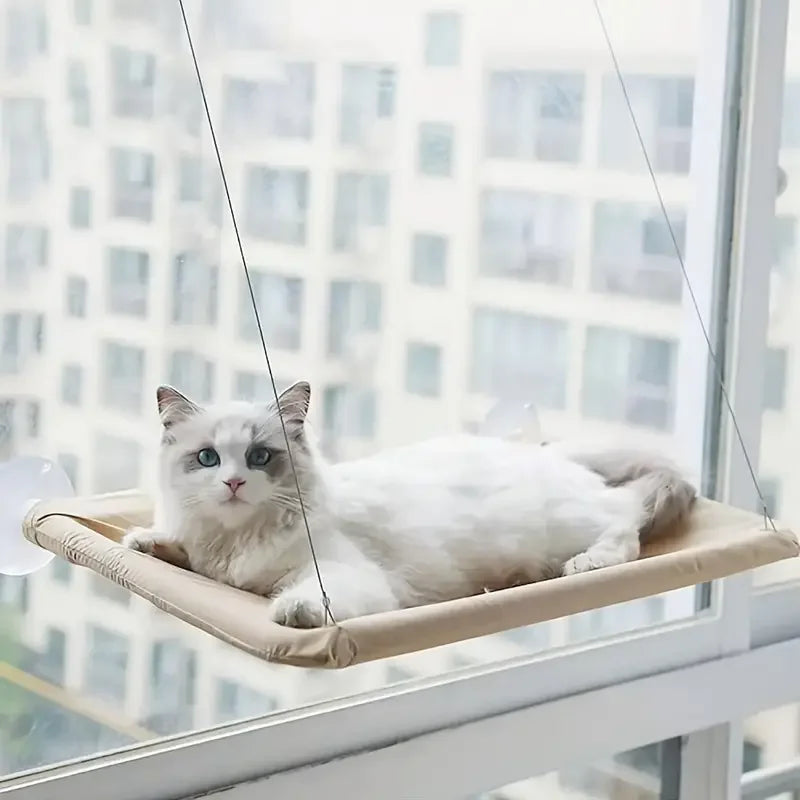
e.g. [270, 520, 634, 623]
[123, 382, 696, 628]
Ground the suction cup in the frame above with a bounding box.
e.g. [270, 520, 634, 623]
[0, 456, 74, 576]
[481, 399, 542, 443]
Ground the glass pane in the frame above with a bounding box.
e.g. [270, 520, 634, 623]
[471, 740, 680, 799]
[0, 0, 715, 776]
[756, 0, 800, 587]
[742, 703, 800, 798]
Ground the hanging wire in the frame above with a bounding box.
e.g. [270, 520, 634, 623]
[176, 0, 335, 623]
[591, 0, 778, 532]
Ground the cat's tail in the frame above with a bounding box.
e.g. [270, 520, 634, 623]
[548, 441, 697, 542]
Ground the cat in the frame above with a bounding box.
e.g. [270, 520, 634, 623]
[122, 381, 696, 628]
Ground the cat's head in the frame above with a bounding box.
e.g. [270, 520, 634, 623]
[155, 381, 315, 529]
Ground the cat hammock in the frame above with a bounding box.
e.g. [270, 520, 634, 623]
[23, 492, 799, 668]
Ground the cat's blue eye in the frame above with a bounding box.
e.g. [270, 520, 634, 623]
[197, 448, 220, 468]
[248, 447, 271, 467]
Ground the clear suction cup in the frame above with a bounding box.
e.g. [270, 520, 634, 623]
[0, 456, 74, 576]
[481, 398, 542, 443]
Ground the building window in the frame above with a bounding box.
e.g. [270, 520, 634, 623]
[418, 122, 454, 177]
[168, 350, 215, 403]
[69, 186, 92, 228]
[323, 385, 377, 439]
[51, 557, 72, 583]
[61, 363, 83, 406]
[172, 253, 218, 325]
[332, 172, 390, 252]
[90, 573, 130, 605]
[411, 233, 447, 286]
[582, 326, 677, 431]
[67, 59, 91, 126]
[66, 275, 88, 317]
[234, 371, 287, 402]
[592, 201, 685, 303]
[93, 433, 140, 492]
[107, 248, 149, 317]
[111, 47, 156, 119]
[37, 627, 67, 686]
[471, 307, 568, 409]
[27, 401, 39, 437]
[406, 342, 442, 397]
[340, 64, 396, 145]
[4, 224, 48, 287]
[74, 0, 92, 25]
[1, 313, 42, 374]
[424, 12, 461, 67]
[223, 66, 314, 141]
[84, 625, 129, 704]
[215, 679, 276, 724]
[244, 167, 308, 245]
[178, 156, 203, 203]
[600, 74, 694, 174]
[239, 272, 303, 350]
[327, 280, 382, 356]
[782, 80, 800, 149]
[486, 71, 584, 163]
[111, 148, 154, 221]
[759, 478, 780, 519]
[2, 97, 49, 202]
[4, 3, 47, 72]
[480, 190, 576, 285]
[148, 640, 196, 733]
[57, 452, 79, 489]
[764, 347, 788, 411]
[101, 341, 145, 413]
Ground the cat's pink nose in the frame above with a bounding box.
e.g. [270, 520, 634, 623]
[224, 478, 246, 494]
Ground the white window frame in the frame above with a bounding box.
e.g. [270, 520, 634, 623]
[4, 1, 800, 799]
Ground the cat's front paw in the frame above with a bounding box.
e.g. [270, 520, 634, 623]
[270, 592, 327, 628]
[562, 552, 596, 576]
[122, 528, 190, 569]
[122, 526, 158, 554]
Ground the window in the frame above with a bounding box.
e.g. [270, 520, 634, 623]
[107, 248, 149, 316]
[332, 172, 390, 252]
[234, 371, 283, 402]
[172, 253, 218, 325]
[600, 74, 694, 173]
[50, 558, 72, 583]
[61, 363, 83, 405]
[471, 308, 568, 408]
[406, 342, 442, 397]
[2, 97, 49, 202]
[67, 59, 91, 126]
[223, 66, 315, 140]
[101, 341, 145, 413]
[327, 280, 381, 355]
[66, 275, 87, 317]
[340, 64, 396, 145]
[215, 679, 276, 724]
[323, 385, 377, 439]
[84, 625, 129, 704]
[90, 573, 130, 604]
[592, 201, 686, 303]
[27, 400, 39, 437]
[148, 641, 196, 733]
[486, 71, 584, 163]
[4, 224, 48, 287]
[4, 2, 47, 72]
[93, 433, 140, 492]
[424, 12, 461, 66]
[36, 628, 66, 686]
[0, 312, 42, 374]
[782, 79, 800, 149]
[417, 122, 454, 176]
[111, 47, 156, 118]
[759, 478, 780, 518]
[582, 327, 677, 430]
[74, 0, 92, 25]
[480, 190, 577, 285]
[168, 350, 215, 402]
[111, 148, 154, 221]
[764, 347, 788, 411]
[178, 156, 203, 203]
[244, 167, 308, 244]
[69, 186, 91, 228]
[239, 272, 303, 350]
[411, 232, 447, 286]
[57, 452, 79, 490]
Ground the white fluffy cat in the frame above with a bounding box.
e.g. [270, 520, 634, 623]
[123, 381, 696, 628]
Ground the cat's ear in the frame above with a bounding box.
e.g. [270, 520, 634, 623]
[275, 381, 310, 426]
[156, 385, 200, 428]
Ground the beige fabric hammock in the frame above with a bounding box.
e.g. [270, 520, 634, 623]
[23, 491, 799, 669]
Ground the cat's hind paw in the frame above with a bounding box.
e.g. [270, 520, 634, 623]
[562, 552, 599, 576]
